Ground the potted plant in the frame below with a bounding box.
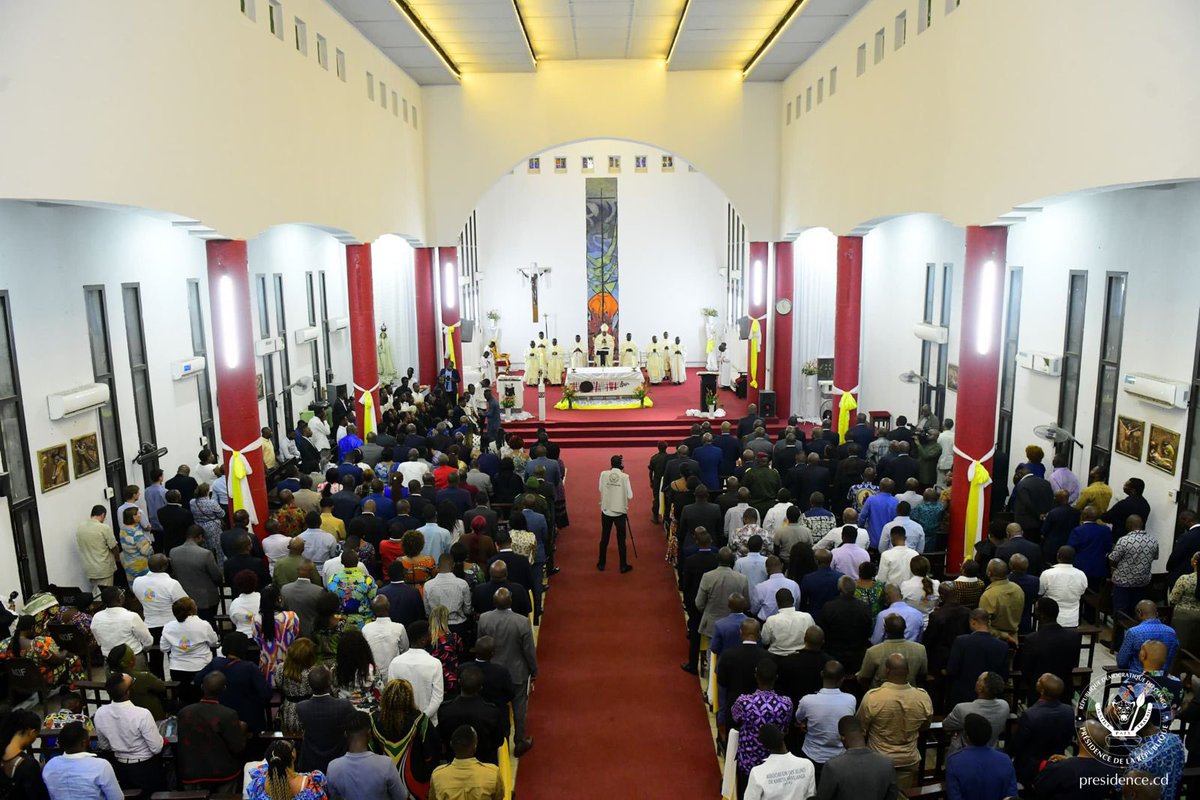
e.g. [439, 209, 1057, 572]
[704, 388, 720, 414]
[701, 307, 718, 318]
[800, 359, 821, 420]
[561, 384, 577, 409]
[632, 385, 649, 408]
[500, 394, 516, 418]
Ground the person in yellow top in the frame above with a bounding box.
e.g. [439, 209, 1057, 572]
[429, 724, 504, 800]
[319, 498, 347, 541]
[978, 558, 1025, 643]
[1073, 466, 1113, 514]
[260, 427, 278, 471]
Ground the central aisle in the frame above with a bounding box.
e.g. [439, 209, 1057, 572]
[515, 446, 721, 799]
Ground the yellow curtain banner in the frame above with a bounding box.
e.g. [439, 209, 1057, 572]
[221, 438, 263, 526]
[837, 390, 858, 443]
[749, 318, 761, 389]
[956, 445, 995, 560]
[354, 382, 381, 438]
[443, 323, 460, 368]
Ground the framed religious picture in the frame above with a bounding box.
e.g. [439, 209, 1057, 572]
[661, 154, 675, 172]
[554, 156, 567, 173]
[1147, 424, 1181, 475]
[608, 155, 621, 173]
[256, 373, 265, 400]
[1115, 416, 1145, 461]
[581, 156, 595, 173]
[71, 432, 101, 477]
[947, 363, 959, 392]
[38, 443, 70, 493]
[634, 155, 648, 173]
[527, 157, 540, 174]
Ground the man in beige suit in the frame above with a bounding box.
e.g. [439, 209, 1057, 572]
[695, 547, 750, 640]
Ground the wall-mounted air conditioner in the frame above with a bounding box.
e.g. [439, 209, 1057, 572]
[1017, 351, 1062, 377]
[254, 337, 282, 357]
[171, 357, 206, 380]
[1122, 373, 1190, 409]
[47, 383, 111, 420]
[329, 316, 350, 332]
[294, 326, 319, 345]
[913, 323, 949, 344]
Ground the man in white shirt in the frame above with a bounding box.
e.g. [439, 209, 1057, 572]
[598, 454, 634, 573]
[761, 491, 795, 538]
[760, 588, 815, 656]
[423, 554, 473, 626]
[745, 722, 816, 800]
[830, 527, 872, 580]
[362, 595, 410, 670]
[1039, 545, 1090, 627]
[92, 586, 154, 662]
[130, 554, 188, 676]
[877, 526, 920, 587]
[895, 478, 924, 510]
[93, 673, 165, 792]
[308, 411, 332, 453]
[387, 620, 445, 724]
[936, 420, 955, 487]
[814, 509, 871, 551]
[878, 502, 925, 553]
[261, 520, 292, 574]
[396, 449, 430, 485]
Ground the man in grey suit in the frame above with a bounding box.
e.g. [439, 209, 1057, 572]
[477, 587, 537, 758]
[359, 432, 385, 468]
[696, 547, 750, 640]
[282, 561, 326, 637]
[169, 525, 223, 623]
[523, 446, 561, 487]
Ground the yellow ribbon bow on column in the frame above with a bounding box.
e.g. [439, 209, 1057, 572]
[353, 382, 382, 438]
[954, 445, 995, 560]
[443, 324, 460, 368]
[748, 318, 762, 389]
[221, 437, 264, 526]
[834, 386, 859, 443]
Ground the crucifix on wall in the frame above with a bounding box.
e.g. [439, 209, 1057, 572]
[518, 263, 552, 322]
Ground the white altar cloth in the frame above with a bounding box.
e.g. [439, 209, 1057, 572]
[565, 367, 645, 397]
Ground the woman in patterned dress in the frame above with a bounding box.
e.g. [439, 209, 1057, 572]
[189, 483, 227, 566]
[398, 531, 437, 592]
[332, 629, 381, 713]
[118, 510, 153, 583]
[253, 584, 300, 684]
[427, 606, 464, 697]
[0, 614, 85, 688]
[370, 679, 439, 800]
[274, 637, 316, 734]
[854, 559, 886, 615]
[246, 740, 328, 800]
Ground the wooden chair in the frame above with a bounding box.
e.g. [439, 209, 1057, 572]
[48, 624, 93, 662]
[77, 680, 108, 713]
[1076, 624, 1101, 668]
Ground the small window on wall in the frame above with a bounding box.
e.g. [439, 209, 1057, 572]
[241, 0, 257, 22]
[634, 155, 647, 172]
[794, 94, 802, 117]
[336, 49, 346, 81]
[786, 102, 792, 124]
[817, 78, 824, 104]
[412, 105, 418, 129]
[829, 67, 837, 95]
[527, 157, 540, 173]
[391, 91, 398, 115]
[805, 87, 812, 111]
[895, 12, 907, 49]
[661, 155, 674, 172]
[581, 156, 595, 173]
[294, 18, 307, 54]
[857, 44, 867, 76]
[403, 98, 409, 121]
[607, 155, 620, 173]
[918, 0, 932, 32]
[380, 82, 388, 108]
[268, 0, 283, 39]
[874, 29, 885, 64]
[946, 0, 961, 13]
[366, 72, 375, 101]
[316, 34, 328, 68]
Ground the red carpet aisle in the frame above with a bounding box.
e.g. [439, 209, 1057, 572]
[515, 446, 720, 799]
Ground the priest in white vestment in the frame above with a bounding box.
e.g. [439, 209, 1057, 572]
[570, 335, 587, 368]
[716, 342, 733, 388]
[670, 336, 687, 384]
[480, 348, 497, 387]
[646, 336, 666, 384]
[546, 338, 565, 385]
[524, 340, 543, 386]
[620, 333, 640, 368]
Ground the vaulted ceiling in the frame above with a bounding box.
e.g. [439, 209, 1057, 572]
[326, 0, 868, 85]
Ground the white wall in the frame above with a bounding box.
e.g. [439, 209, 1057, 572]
[0, 0, 427, 242]
[0, 203, 417, 596]
[778, 0, 1200, 235]
[471, 141, 730, 370]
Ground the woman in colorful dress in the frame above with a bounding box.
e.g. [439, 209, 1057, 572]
[427, 606, 464, 697]
[854, 559, 886, 615]
[189, 482, 227, 566]
[274, 637, 316, 735]
[246, 740, 328, 800]
[507, 512, 538, 567]
[253, 584, 300, 684]
[371, 679, 439, 800]
[332, 629, 381, 713]
[118, 507, 153, 582]
[398, 531, 437, 592]
[0, 614, 85, 688]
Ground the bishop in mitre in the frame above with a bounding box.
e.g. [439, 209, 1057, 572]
[594, 323, 615, 367]
[570, 334, 587, 368]
[546, 337, 565, 385]
[620, 333, 639, 368]
[524, 339, 543, 386]
[646, 335, 666, 384]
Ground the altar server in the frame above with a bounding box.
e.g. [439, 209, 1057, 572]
[646, 336, 666, 384]
[547, 338, 565, 385]
[717, 342, 733, 388]
[670, 336, 687, 384]
[620, 333, 640, 368]
[524, 340, 543, 386]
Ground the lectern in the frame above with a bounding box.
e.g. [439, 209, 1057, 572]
[698, 372, 718, 411]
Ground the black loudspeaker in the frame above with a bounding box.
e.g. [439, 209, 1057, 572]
[759, 390, 777, 418]
[459, 319, 475, 343]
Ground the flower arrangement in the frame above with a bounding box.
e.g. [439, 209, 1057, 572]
[801, 359, 819, 375]
[632, 385, 649, 407]
[701, 307, 719, 317]
[704, 388, 720, 411]
[486, 309, 501, 322]
[501, 395, 516, 410]
[561, 384, 577, 408]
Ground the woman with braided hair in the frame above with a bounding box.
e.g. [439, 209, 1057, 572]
[371, 678, 439, 799]
[246, 739, 328, 800]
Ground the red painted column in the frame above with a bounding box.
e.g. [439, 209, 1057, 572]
[948, 226, 1008, 572]
[832, 236, 864, 432]
[413, 247, 437, 386]
[345, 244, 379, 432]
[437, 246, 463, 377]
[772, 241, 795, 419]
[205, 240, 267, 535]
[747, 241, 770, 409]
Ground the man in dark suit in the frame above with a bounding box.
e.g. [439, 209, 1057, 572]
[1167, 510, 1200, 586]
[833, 444, 868, 513]
[164, 466, 199, 507]
[223, 533, 269, 589]
[1012, 465, 1054, 538]
[462, 498, 499, 538]
[220, 510, 263, 560]
[175, 671, 247, 791]
[477, 588, 537, 757]
[737, 404, 762, 441]
[472, 561, 532, 618]
[847, 414, 877, 455]
[819, 576, 874, 673]
[1008, 672, 1076, 786]
[946, 608, 1011, 707]
[170, 526, 222, 622]
[330, 474, 361, 522]
[680, 423, 704, 455]
[196, 632, 272, 732]
[437, 665, 507, 765]
[359, 432, 384, 467]
[681, 529, 720, 675]
[695, 434, 725, 492]
[716, 617, 767, 725]
[489, 532, 536, 602]
[997, 521, 1046, 576]
[775, 626, 833, 708]
[156, 489, 195, 557]
[1017, 597, 1081, 705]
[680, 485, 725, 555]
[716, 423, 743, 479]
[796, 453, 832, 512]
[296, 665, 354, 772]
[281, 561, 327, 637]
[1041, 490, 1082, 566]
[882, 442, 920, 487]
[379, 562, 427, 625]
[347, 500, 386, 549]
[463, 636, 516, 714]
[436, 472, 473, 515]
[663, 445, 700, 487]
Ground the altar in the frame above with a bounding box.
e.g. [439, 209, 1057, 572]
[557, 366, 652, 410]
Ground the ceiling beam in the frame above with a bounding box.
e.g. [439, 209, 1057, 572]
[511, 0, 538, 68]
[742, 0, 811, 78]
[664, 0, 693, 67]
[389, 0, 462, 81]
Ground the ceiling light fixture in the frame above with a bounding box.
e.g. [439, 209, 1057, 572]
[665, 0, 693, 66]
[389, 0, 462, 81]
[511, 0, 538, 67]
[742, 0, 812, 78]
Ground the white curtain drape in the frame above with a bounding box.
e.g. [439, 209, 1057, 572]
[371, 235, 418, 379]
[790, 228, 837, 416]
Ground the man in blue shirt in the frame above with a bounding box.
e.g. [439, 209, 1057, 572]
[860, 478, 899, 549]
[1066, 505, 1114, 582]
[751, 557, 801, 621]
[870, 585, 926, 643]
[798, 549, 844, 615]
[42, 721, 124, 800]
[945, 713, 1018, 800]
[709, 593, 752, 659]
[794, 661, 857, 773]
[145, 468, 168, 535]
[735, 535, 770, 589]
[1118, 600, 1180, 671]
